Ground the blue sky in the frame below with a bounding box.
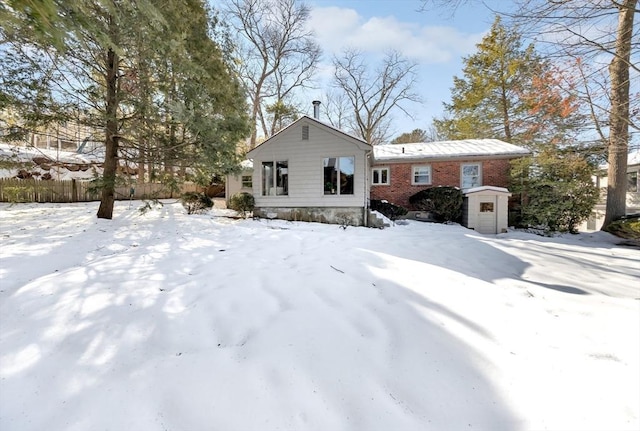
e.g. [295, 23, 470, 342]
[304, 0, 504, 138]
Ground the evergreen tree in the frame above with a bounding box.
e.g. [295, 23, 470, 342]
[1, 0, 249, 219]
[391, 129, 430, 144]
[434, 16, 583, 149]
[510, 147, 599, 233]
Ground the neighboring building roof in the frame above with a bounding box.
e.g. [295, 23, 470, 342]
[597, 150, 640, 171]
[373, 139, 530, 162]
[247, 115, 369, 157]
[239, 159, 253, 169]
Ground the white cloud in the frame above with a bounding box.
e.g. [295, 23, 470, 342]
[308, 6, 485, 63]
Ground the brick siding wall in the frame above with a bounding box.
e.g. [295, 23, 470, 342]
[370, 158, 512, 209]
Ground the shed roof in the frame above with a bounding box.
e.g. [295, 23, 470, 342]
[464, 186, 512, 196]
[373, 139, 529, 162]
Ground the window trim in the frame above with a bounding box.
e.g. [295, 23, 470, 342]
[461, 162, 482, 189]
[371, 167, 390, 185]
[411, 165, 432, 185]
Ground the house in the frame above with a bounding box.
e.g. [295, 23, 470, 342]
[225, 159, 254, 202]
[229, 107, 530, 227]
[370, 139, 530, 210]
[242, 112, 373, 226]
[581, 151, 640, 231]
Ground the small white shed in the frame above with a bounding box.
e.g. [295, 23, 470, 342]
[463, 186, 512, 234]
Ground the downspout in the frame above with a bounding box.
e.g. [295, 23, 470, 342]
[364, 149, 372, 227]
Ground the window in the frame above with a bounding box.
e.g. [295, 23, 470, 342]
[628, 171, 638, 193]
[412, 165, 431, 185]
[480, 202, 494, 212]
[323, 156, 354, 195]
[262, 160, 288, 196]
[241, 175, 252, 189]
[462, 163, 481, 189]
[372, 167, 389, 185]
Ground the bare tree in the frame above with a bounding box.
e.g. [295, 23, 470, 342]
[421, 0, 638, 229]
[332, 49, 421, 145]
[225, 0, 321, 148]
[319, 89, 352, 130]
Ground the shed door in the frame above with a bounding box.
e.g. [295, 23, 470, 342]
[477, 198, 497, 234]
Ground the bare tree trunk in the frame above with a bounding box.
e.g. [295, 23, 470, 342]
[97, 44, 119, 219]
[602, 0, 636, 229]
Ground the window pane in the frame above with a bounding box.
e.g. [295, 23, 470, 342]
[276, 161, 288, 195]
[241, 175, 252, 188]
[373, 170, 380, 184]
[381, 169, 387, 184]
[480, 202, 494, 212]
[324, 158, 337, 194]
[340, 156, 354, 195]
[413, 166, 430, 184]
[262, 162, 274, 196]
[462, 164, 480, 189]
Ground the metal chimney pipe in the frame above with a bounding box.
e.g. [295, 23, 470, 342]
[312, 100, 321, 119]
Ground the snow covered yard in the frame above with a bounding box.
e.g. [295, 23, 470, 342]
[0, 200, 638, 431]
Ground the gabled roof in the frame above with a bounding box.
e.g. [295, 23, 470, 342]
[373, 139, 530, 162]
[247, 115, 370, 157]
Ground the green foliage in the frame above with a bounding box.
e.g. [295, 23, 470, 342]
[434, 16, 583, 149]
[391, 129, 430, 144]
[603, 216, 640, 240]
[138, 199, 164, 215]
[409, 186, 463, 222]
[510, 148, 599, 233]
[2, 186, 33, 204]
[180, 192, 213, 215]
[1, 0, 251, 219]
[370, 199, 408, 221]
[228, 192, 255, 217]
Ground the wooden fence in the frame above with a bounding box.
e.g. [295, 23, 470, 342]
[0, 178, 202, 203]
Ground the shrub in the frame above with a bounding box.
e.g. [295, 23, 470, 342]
[229, 192, 255, 217]
[181, 192, 213, 214]
[603, 215, 640, 240]
[510, 148, 599, 233]
[408, 186, 463, 222]
[370, 199, 408, 221]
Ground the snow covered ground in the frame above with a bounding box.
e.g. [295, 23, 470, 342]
[0, 200, 638, 431]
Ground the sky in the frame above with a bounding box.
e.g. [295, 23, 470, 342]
[303, 0, 505, 138]
[1, 200, 638, 430]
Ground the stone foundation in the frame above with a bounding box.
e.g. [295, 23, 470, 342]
[254, 207, 366, 226]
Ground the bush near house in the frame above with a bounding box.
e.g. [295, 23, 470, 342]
[370, 199, 408, 221]
[181, 192, 213, 214]
[229, 192, 255, 217]
[408, 186, 463, 223]
[510, 148, 599, 233]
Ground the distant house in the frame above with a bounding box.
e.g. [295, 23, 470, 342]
[581, 151, 640, 231]
[228, 111, 530, 227]
[370, 139, 530, 209]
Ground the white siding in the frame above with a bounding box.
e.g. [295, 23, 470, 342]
[225, 170, 252, 205]
[464, 188, 511, 234]
[249, 119, 370, 208]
